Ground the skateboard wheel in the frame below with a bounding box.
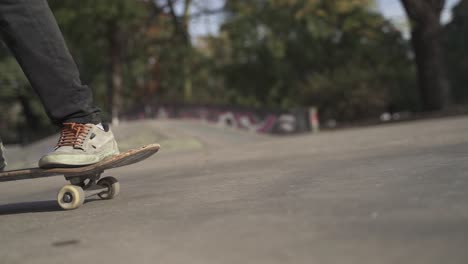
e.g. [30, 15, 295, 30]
[57, 185, 85, 210]
[97, 176, 120, 200]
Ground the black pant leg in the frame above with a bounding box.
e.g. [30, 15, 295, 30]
[0, 0, 101, 124]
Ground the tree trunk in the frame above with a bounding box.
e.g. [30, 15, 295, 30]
[182, 0, 192, 101]
[108, 23, 123, 125]
[167, 0, 193, 102]
[401, 0, 451, 111]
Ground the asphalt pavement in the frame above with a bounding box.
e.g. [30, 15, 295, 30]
[1, 117, 468, 264]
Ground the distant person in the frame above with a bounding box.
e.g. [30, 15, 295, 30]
[0, 0, 119, 171]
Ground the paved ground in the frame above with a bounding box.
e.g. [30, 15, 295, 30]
[1, 117, 468, 264]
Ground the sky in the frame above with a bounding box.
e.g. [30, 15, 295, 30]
[377, 0, 460, 23]
[189, 0, 225, 37]
[189, 0, 462, 38]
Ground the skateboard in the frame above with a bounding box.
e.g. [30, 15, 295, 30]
[0, 143, 160, 210]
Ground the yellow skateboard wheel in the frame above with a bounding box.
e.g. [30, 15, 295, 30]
[97, 176, 120, 200]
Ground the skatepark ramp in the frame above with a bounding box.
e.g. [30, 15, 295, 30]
[3, 119, 269, 170]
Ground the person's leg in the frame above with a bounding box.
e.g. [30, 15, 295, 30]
[0, 0, 119, 168]
[0, 0, 100, 124]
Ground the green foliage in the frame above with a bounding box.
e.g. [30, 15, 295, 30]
[0, 45, 54, 143]
[215, 0, 417, 120]
[444, 0, 468, 104]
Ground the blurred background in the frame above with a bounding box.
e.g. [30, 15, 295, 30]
[3, 2, 468, 263]
[0, 0, 467, 143]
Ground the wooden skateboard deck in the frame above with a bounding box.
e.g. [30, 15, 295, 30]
[0, 143, 160, 210]
[0, 143, 160, 182]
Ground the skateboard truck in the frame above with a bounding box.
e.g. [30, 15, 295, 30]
[58, 171, 120, 210]
[66, 171, 102, 187]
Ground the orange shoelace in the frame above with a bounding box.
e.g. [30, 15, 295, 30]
[56, 123, 92, 149]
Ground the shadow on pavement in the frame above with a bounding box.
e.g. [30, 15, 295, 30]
[0, 198, 103, 215]
[0, 200, 62, 215]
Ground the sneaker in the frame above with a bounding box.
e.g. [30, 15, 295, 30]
[0, 139, 6, 172]
[39, 123, 119, 168]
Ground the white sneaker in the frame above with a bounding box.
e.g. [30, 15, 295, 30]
[39, 123, 119, 168]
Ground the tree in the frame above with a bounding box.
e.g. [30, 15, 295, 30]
[0, 45, 55, 143]
[401, 0, 451, 110]
[215, 0, 416, 120]
[444, 0, 468, 103]
[151, 0, 224, 101]
[166, 0, 193, 101]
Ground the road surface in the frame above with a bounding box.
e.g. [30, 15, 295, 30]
[1, 118, 468, 264]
